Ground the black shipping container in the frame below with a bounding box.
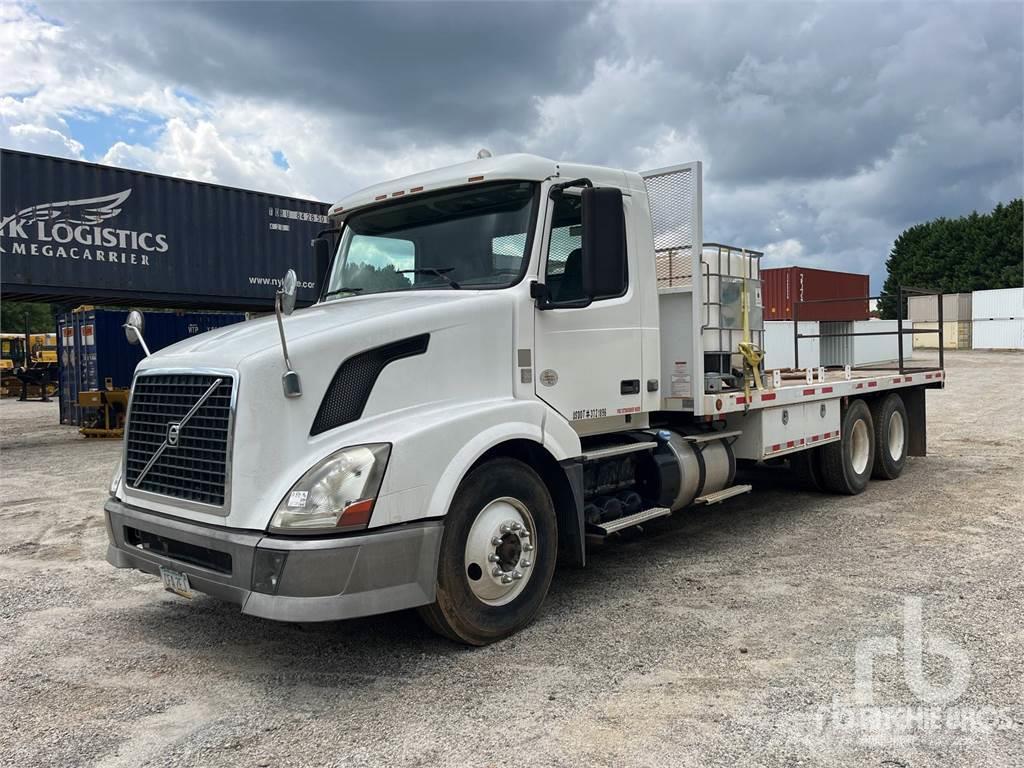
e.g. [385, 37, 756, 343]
[0, 149, 331, 310]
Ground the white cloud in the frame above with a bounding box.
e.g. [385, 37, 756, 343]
[1, 0, 1020, 295]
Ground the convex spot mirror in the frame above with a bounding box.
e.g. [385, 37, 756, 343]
[278, 269, 298, 316]
[124, 310, 145, 346]
[581, 186, 627, 300]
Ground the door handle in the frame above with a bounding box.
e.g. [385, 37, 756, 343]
[620, 379, 640, 395]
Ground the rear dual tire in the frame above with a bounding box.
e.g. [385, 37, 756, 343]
[820, 398, 875, 495]
[870, 393, 908, 480]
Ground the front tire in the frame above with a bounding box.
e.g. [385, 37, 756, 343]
[417, 457, 557, 645]
[820, 398, 875, 495]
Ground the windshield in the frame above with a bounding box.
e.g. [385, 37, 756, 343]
[323, 181, 537, 299]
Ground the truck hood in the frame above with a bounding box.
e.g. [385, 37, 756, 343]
[139, 291, 484, 370]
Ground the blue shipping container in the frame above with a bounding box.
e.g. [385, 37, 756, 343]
[58, 308, 245, 426]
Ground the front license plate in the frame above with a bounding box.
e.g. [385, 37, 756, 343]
[159, 567, 193, 599]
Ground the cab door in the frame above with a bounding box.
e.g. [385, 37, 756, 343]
[533, 189, 643, 425]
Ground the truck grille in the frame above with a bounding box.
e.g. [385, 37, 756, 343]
[125, 373, 234, 507]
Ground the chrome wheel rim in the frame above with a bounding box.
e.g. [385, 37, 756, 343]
[851, 418, 871, 475]
[464, 497, 536, 606]
[888, 410, 905, 461]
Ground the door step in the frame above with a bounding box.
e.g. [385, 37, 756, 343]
[582, 441, 657, 462]
[694, 484, 752, 505]
[590, 506, 672, 536]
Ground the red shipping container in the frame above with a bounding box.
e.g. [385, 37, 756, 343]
[762, 266, 870, 321]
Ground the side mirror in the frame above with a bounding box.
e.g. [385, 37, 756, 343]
[278, 269, 298, 316]
[124, 310, 144, 345]
[123, 310, 151, 356]
[581, 186, 627, 299]
[312, 238, 331, 289]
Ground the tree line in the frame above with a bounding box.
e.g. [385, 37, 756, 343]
[879, 199, 1022, 318]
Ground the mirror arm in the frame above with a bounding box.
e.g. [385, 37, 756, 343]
[275, 292, 302, 398]
[548, 177, 593, 200]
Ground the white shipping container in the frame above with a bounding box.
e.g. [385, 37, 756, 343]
[971, 287, 1024, 320]
[852, 320, 910, 365]
[972, 319, 1024, 350]
[763, 321, 820, 370]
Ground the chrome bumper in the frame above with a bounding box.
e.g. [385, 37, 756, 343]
[104, 500, 442, 622]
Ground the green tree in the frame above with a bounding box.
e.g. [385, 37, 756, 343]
[879, 199, 1023, 318]
[0, 300, 57, 333]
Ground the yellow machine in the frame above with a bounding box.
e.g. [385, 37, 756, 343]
[78, 379, 130, 438]
[1, 332, 59, 399]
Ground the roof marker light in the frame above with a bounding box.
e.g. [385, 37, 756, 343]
[468, 175, 484, 182]
[391, 190, 405, 197]
[374, 194, 387, 201]
[410, 186, 424, 193]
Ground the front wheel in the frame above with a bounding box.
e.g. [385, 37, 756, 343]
[418, 457, 557, 645]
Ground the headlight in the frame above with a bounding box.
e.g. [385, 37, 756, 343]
[109, 457, 123, 499]
[270, 444, 390, 534]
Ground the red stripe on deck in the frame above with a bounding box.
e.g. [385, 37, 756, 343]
[904, 376, 913, 382]
[893, 377, 902, 384]
[786, 441, 795, 448]
[821, 386, 833, 393]
[772, 444, 781, 452]
[761, 392, 777, 401]
[867, 381, 878, 388]
[803, 388, 816, 396]
[736, 396, 747, 404]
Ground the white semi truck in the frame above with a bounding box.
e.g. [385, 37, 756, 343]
[105, 154, 943, 644]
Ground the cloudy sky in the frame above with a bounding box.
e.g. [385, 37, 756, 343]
[2, 1, 1021, 290]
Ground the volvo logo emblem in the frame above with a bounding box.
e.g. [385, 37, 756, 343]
[166, 422, 181, 446]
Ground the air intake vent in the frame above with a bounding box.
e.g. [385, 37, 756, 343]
[311, 334, 429, 435]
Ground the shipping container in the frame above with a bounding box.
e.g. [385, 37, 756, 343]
[912, 321, 972, 350]
[762, 266, 870, 321]
[852, 320, 910, 365]
[1, 149, 331, 310]
[763, 321, 820, 370]
[819, 320, 855, 367]
[57, 308, 245, 426]
[971, 287, 1024, 321]
[972, 319, 1024, 350]
[908, 293, 972, 322]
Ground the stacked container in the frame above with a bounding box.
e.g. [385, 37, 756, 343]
[909, 293, 973, 350]
[762, 267, 869, 322]
[57, 308, 246, 426]
[972, 288, 1024, 350]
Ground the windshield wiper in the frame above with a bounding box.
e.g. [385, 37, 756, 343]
[397, 267, 461, 289]
[322, 287, 365, 299]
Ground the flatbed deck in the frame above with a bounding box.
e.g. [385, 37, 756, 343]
[662, 366, 944, 418]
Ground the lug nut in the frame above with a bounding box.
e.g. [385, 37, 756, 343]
[520, 559, 531, 568]
[487, 553, 499, 563]
[491, 536, 502, 546]
[523, 543, 534, 552]
[510, 521, 522, 532]
[501, 574, 513, 584]
[512, 571, 523, 580]
[491, 567, 502, 577]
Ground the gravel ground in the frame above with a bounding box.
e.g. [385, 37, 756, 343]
[1, 350, 1022, 767]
